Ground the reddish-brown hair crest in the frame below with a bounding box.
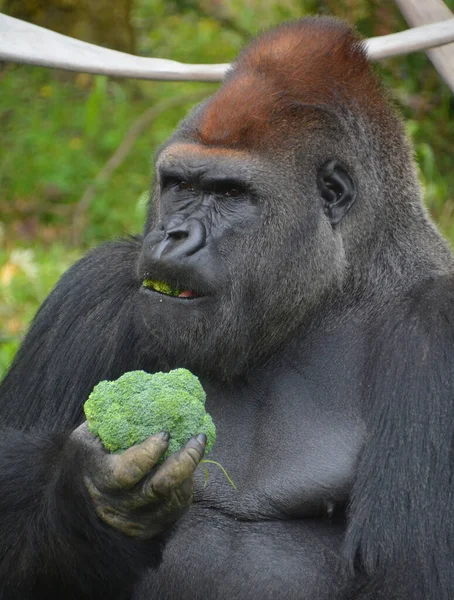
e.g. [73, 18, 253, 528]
[192, 17, 387, 151]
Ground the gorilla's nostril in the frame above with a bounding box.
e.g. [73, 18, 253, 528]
[150, 218, 206, 259]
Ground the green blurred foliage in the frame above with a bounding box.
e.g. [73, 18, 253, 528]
[1, 0, 454, 377]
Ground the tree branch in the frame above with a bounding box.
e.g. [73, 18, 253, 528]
[2, 14, 454, 81]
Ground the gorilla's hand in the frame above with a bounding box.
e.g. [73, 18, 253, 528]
[70, 422, 206, 539]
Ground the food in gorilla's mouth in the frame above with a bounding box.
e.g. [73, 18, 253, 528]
[143, 279, 200, 299]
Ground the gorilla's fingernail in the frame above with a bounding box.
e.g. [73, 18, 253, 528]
[159, 431, 170, 441]
[196, 433, 207, 445]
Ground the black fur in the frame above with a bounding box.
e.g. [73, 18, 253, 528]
[1, 17, 454, 600]
[344, 276, 454, 599]
[0, 427, 164, 599]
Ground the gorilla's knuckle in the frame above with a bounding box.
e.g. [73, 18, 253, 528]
[84, 476, 103, 502]
[184, 447, 202, 469]
[136, 443, 164, 465]
[172, 485, 193, 509]
[112, 464, 135, 488]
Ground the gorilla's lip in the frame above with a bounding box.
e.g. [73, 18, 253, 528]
[142, 279, 202, 300]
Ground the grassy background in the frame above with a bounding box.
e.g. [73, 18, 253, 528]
[1, 0, 454, 377]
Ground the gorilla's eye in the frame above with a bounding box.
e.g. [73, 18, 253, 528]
[223, 188, 241, 198]
[178, 181, 195, 192]
[213, 181, 245, 198]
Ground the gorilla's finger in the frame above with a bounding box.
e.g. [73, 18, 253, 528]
[109, 431, 170, 489]
[71, 421, 105, 451]
[144, 433, 206, 498]
[70, 421, 113, 476]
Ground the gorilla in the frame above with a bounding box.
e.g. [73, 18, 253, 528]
[1, 16, 453, 600]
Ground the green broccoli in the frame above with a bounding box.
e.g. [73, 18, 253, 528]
[84, 368, 216, 461]
[143, 279, 181, 297]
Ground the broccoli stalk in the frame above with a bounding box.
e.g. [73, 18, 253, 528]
[84, 369, 216, 461]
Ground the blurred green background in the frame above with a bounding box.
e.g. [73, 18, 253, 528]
[1, 0, 454, 377]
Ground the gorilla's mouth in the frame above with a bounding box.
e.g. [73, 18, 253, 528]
[142, 279, 200, 299]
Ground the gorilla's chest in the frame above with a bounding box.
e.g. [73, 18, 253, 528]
[132, 367, 360, 599]
[194, 363, 365, 520]
[133, 507, 346, 600]
[133, 356, 364, 599]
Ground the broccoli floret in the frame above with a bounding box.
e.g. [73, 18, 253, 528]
[84, 369, 216, 460]
[143, 279, 181, 297]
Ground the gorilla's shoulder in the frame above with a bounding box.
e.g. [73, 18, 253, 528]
[43, 237, 143, 310]
[405, 272, 454, 322]
[61, 236, 142, 284]
[374, 272, 454, 361]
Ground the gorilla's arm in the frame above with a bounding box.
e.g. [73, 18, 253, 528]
[0, 239, 165, 598]
[345, 275, 454, 599]
[0, 428, 163, 599]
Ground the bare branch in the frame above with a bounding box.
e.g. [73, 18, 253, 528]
[366, 17, 454, 59]
[2, 14, 454, 82]
[0, 14, 229, 82]
[395, 0, 454, 93]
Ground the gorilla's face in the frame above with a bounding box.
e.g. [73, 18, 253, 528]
[137, 143, 262, 378]
[137, 135, 353, 380]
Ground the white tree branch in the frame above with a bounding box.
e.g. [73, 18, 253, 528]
[395, 0, 454, 93]
[366, 17, 454, 59]
[1, 14, 454, 81]
[0, 14, 229, 82]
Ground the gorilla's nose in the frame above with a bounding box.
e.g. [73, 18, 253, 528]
[146, 218, 207, 261]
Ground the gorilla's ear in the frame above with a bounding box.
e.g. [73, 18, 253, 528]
[317, 160, 356, 226]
